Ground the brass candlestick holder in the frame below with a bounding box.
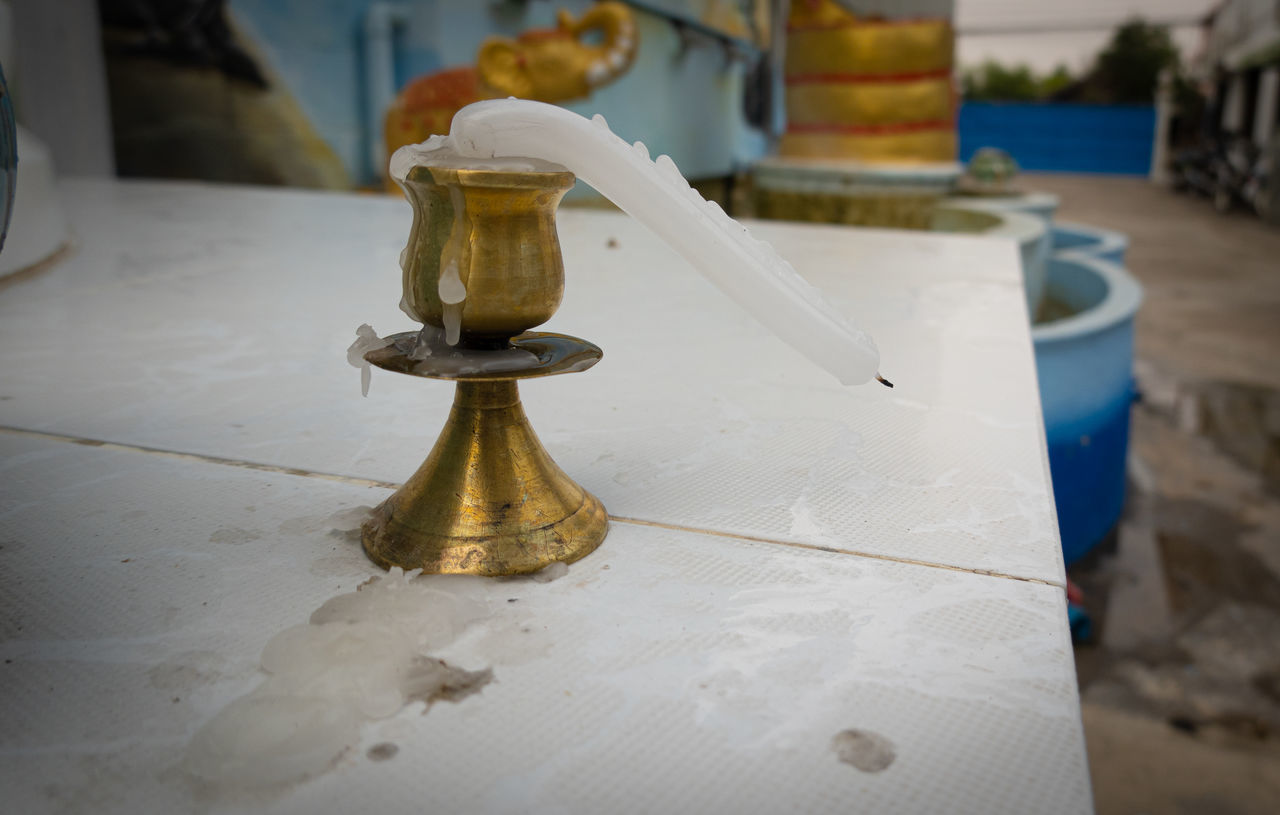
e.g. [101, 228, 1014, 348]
[361, 165, 608, 575]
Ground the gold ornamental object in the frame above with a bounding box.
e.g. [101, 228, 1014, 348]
[781, 0, 956, 163]
[361, 165, 608, 575]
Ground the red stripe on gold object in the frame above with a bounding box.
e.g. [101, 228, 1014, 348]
[786, 77, 955, 128]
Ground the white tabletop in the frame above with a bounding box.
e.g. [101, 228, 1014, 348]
[0, 179, 1090, 814]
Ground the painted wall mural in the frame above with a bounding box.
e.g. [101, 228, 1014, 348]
[98, 1, 768, 189]
[384, 2, 637, 187]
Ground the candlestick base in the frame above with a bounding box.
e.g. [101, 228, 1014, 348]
[361, 332, 608, 575]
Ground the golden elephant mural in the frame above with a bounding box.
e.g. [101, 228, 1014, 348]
[384, 1, 637, 186]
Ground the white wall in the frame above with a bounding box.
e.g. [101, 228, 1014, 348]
[7, 0, 114, 176]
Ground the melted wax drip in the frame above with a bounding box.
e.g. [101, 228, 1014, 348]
[346, 324, 393, 397]
[437, 183, 470, 347]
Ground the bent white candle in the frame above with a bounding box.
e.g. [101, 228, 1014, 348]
[391, 99, 882, 386]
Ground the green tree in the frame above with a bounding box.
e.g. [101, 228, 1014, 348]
[962, 61, 1076, 102]
[1038, 65, 1074, 98]
[1085, 19, 1179, 103]
[962, 61, 1041, 102]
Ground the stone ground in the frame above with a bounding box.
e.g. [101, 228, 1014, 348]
[1023, 173, 1280, 815]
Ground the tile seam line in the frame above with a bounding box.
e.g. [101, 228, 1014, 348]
[0, 426, 396, 489]
[610, 515, 1064, 588]
[0, 425, 1064, 589]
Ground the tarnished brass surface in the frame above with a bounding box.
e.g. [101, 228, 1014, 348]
[399, 166, 576, 344]
[363, 379, 608, 575]
[365, 331, 601, 381]
[364, 166, 607, 575]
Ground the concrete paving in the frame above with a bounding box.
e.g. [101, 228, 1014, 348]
[1024, 173, 1280, 815]
[1083, 703, 1280, 815]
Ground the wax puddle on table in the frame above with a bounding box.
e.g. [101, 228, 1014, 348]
[182, 506, 572, 795]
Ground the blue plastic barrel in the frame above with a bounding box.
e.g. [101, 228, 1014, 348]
[1032, 253, 1143, 563]
[1051, 221, 1129, 266]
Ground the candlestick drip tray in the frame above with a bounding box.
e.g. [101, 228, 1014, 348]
[365, 328, 601, 381]
[360, 330, 608, 577]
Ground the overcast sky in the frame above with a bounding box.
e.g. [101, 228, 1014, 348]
[954, 0, 1220, 73]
